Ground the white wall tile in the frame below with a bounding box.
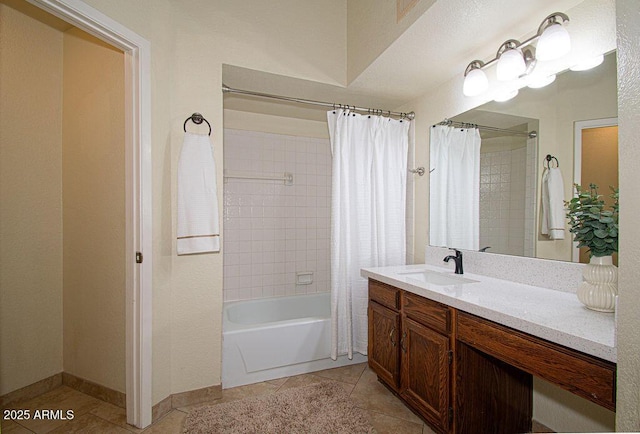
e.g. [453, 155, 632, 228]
[479, 145, 530, 256]
[223, 129, 332, 302]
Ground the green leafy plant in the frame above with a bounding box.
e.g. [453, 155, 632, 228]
[565, 184, 619, 258]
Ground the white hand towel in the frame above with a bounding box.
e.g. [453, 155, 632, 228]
[177, 132, 220, 255]
[541, 167, 565, 240]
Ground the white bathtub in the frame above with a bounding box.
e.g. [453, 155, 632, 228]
[222, 292, 367, 388]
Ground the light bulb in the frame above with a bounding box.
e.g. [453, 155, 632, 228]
[497, 48, 526, 81]
[537, 23, 571, 61]
[463, 68, 489, 96]
[493, 89, 519, 102]
[570, 54, 604, 71]
[527, 74, 556, 89]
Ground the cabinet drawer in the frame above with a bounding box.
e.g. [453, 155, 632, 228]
[457, 312, 616, 411]
[369, 280, 400, 310]
[403, 292, 451, 335]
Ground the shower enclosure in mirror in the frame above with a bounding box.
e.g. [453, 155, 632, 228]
[430, 51, 617, 263]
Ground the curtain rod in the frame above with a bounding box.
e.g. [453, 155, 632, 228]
[436, 119, 537, 139]
[222, 84, 415, 121]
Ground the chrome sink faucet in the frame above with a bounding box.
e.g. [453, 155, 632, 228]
[443, 249, 464, 274]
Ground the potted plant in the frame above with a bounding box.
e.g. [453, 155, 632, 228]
[565, 184, 619, 312]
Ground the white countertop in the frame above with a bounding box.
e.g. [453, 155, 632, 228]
[361, 264, 616, 363]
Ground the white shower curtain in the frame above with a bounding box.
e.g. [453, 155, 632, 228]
[328, 109, 410, 360]
[429, 125, 481, 251]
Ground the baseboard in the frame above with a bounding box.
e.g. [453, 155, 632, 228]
[152, 395, 173, 422]
[532, 419, 555, 433]
[152, 384, 222, 423]
[62, 372, 126, 409]
[0, 373, 62, 408]
[171, 384, 222, 409]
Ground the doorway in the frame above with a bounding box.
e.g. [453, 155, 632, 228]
[573, 118, 619, 264]
[0, 0, 151, 427]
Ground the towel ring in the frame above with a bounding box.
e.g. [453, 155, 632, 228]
[184, 112, 212, 136]
[545, 154, 559, 168]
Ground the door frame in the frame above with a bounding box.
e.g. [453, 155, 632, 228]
[26, 0, 153, 428]
[572, 117, 618, 263]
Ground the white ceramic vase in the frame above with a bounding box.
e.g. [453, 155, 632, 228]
[577, 255, 618, 313]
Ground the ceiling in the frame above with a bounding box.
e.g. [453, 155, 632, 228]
[224, 0, 585, 121]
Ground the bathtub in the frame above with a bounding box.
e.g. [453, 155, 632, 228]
[222, 292, 367, 388]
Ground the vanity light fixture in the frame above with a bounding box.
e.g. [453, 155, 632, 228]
[493, 89, 519, 102]
[463, 61, 489, 96]
[462, 12, 570, 97]
[527, 73, 556, 89]
[570, 53, 605, 71]
[536, 13, 571, 61]
[496, 42, 525, 81]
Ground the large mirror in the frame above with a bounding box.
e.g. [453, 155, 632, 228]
[430, 50, 618, 263]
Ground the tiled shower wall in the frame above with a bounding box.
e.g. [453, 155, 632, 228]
[479, 142, 536, 257]
[223, 129, 331, 302]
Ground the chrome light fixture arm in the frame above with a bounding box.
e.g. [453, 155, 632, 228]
[462, 11, 570, 95]
[537, 12, 570, 37]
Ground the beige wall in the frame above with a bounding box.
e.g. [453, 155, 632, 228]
[347, 0, 436, 82]
[223, 109, 329, 139]
[62, 28, 126, 393]
[0, 2, 64, 395]
[78, 0, 347, 405]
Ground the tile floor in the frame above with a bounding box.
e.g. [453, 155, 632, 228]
[2, 363, 437, 433]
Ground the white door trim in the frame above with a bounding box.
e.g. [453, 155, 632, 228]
[572, 117, 618, 263]
[26, 0, 153, 428]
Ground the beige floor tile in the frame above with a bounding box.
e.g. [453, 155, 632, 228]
[421, 421, 438, 434]
[47, 413, 131, 433]
[367, 410, 424, 434]
[1, 419, 34, 433]
[7, 386, 73, 410]
[12, 387, 102, 433]
[313, 362, 367, 384]
[140, 410, 186, 434]
[532, 419, 555, 433]
[90, 401, 143, 433]
[350, 367, 423, 425]
[6, 363, 443, 434]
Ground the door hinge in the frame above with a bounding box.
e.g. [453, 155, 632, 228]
[449, 350, 453, 365]
[136, 251, 143, 264]
[449, 406, 454, 425]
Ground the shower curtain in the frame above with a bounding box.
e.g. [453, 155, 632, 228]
[429, 124, 481, 251]
[328, 109, 410, 360]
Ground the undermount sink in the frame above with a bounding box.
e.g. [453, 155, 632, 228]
[398, 270, 479, 286]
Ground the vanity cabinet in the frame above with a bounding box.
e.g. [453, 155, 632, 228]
[456, 311, 616, 411]
[368, 295, 401, 387]
[368, 280, 453, 433]
[367, 279, 616, 434]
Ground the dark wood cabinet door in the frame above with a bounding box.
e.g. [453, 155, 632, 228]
[455, 341, 532, 434]
[368, 301, 401, 388]
[401, 316, 450, 433]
